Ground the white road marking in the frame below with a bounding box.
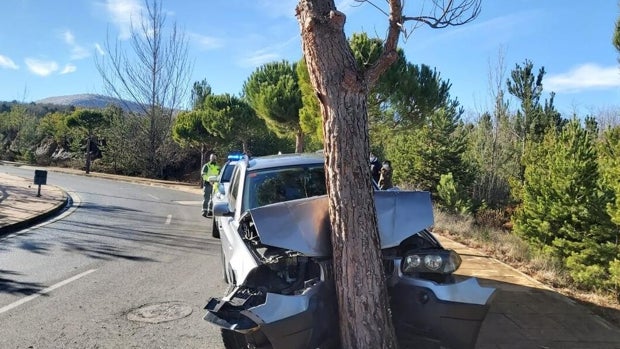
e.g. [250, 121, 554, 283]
[165, 214, 172, 225]
[0, 269, 97, 314]
[147, 194, 159, 200]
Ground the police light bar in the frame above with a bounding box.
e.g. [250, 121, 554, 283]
[227, 153, 244, 161]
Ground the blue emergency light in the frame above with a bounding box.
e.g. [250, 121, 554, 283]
[227, 153, 244, 161]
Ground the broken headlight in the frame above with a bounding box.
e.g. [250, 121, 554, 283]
[401, 249, 461, 275]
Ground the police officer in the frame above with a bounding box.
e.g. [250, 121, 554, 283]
[201, 153, 220, 217]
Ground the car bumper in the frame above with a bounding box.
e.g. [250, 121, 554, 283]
[388, 260, 496, 348]
[206, 274, 494, 349]
[204, 281, 339, 349]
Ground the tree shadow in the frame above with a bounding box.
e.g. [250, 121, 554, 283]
[0, 269, 46, 296]
[6, 196, 223, 261]
[77, 202, 142, 213]
[77, 190, 198, 207]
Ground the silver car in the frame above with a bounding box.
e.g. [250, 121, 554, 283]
[205, 153, 495, 349]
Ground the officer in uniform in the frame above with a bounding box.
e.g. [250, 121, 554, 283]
[201, 153, 220, 217]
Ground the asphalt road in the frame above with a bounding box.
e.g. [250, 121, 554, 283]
[0, 167, 226, 348]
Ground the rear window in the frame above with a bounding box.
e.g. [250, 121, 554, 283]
[242, 164, 326, 211]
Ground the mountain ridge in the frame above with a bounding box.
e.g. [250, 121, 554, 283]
[36, 93, 143, 113]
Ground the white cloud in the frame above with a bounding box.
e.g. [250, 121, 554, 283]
[237, 34, 299, 68]
[105, 0, 143, 40]
[62, 30, 90, 60]
[60, 64, 77, 74]
[189, 32, 223, 50]
[239, 51, 280, 68]
[63, 30, 76, 45]
[95, 43, 105, 56]
[546, 63, 620, 93]
[70, 45, 90, 60]
[0, 54, 18, 69]
[25, 58, 59, 76]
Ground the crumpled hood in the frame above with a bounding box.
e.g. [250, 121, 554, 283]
[248, 191, 434, 257]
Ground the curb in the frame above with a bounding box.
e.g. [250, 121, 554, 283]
[0, 187, 69, 236]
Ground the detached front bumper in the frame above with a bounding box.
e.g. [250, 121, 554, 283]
[204, 281, 338, 349]
[388, 260, 496, 349]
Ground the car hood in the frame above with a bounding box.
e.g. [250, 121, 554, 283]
[248, 191, 434, 257]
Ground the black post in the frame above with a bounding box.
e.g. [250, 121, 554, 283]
[34, 170, 47, 197]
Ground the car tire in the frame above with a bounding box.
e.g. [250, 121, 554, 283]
[212, 217, 220, 239]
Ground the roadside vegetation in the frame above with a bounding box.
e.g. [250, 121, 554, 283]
[1, 0, 619, 333]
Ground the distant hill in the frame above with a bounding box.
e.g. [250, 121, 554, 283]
[36, 94, 144, 113]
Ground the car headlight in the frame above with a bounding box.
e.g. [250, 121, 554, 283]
[401, 249, 461, 275]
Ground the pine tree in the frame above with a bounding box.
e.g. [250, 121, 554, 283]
[514, 119, 615, 289]
[515, 120, 609, 250]
[386, 108, 472, 192]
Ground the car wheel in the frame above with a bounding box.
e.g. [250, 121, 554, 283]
[221, 328, 269, 349]
[212, 217, 220, 238]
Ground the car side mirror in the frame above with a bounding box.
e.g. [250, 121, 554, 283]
[212, 202, 233, 217]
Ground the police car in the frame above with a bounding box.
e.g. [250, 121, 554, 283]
[208, 152, 243, 238]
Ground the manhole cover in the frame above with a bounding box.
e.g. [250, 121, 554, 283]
[127, 302, 193, 323]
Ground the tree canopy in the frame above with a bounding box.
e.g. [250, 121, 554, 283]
[243, 60, 304, 152]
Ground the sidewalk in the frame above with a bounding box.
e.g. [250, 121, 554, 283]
[1, 169, 619, 348]
[437, 236, 620, 348]
[0, 172, 68, 234]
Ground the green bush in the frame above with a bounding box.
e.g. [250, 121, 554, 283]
[437, 172, 472, 215]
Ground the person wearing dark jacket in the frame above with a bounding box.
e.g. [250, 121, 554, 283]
[370, 153, 381, 184]
[378, 160, 393, 190]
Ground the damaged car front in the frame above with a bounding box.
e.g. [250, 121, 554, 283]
[205, 189, 495, 349]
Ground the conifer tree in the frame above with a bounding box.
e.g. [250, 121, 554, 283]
[386, 108, 472, 192]
[514, 119, 614, 288]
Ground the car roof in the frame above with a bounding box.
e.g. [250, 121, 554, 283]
[246, 153, 324, 171]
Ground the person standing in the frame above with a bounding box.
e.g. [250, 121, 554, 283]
[370, 153, 381, 184]
[201, 153, 220, 217]
[378, 160, 393, 190]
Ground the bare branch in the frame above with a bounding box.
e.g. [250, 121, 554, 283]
[402, 0, 481, 28]
[365, 0, 403, 86]
[360, 0, 480, 86]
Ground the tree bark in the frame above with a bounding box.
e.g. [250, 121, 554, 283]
[296, 1, 397, 348]
[85, 131, 92, 174]
[295, 129, 305, 153]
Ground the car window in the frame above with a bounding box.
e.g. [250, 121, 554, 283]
[228, 165, 241, 208]
[220, 162, 237, 183]
[243, 164, 326, 211]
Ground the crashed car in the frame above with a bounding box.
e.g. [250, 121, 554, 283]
[205, 152, 495, 349]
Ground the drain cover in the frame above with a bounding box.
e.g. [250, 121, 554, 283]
[127, 302, 193, 323]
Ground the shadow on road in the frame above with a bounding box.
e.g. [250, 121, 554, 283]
[0, 269, 46, 296]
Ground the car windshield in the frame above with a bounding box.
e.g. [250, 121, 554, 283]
[243, 164, 326, 211]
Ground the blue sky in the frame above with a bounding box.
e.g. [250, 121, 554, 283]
[1, 0, 619, 117]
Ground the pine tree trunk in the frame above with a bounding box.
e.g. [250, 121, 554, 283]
[295, 129, 305, 153]
[297, 1, 397, 347]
